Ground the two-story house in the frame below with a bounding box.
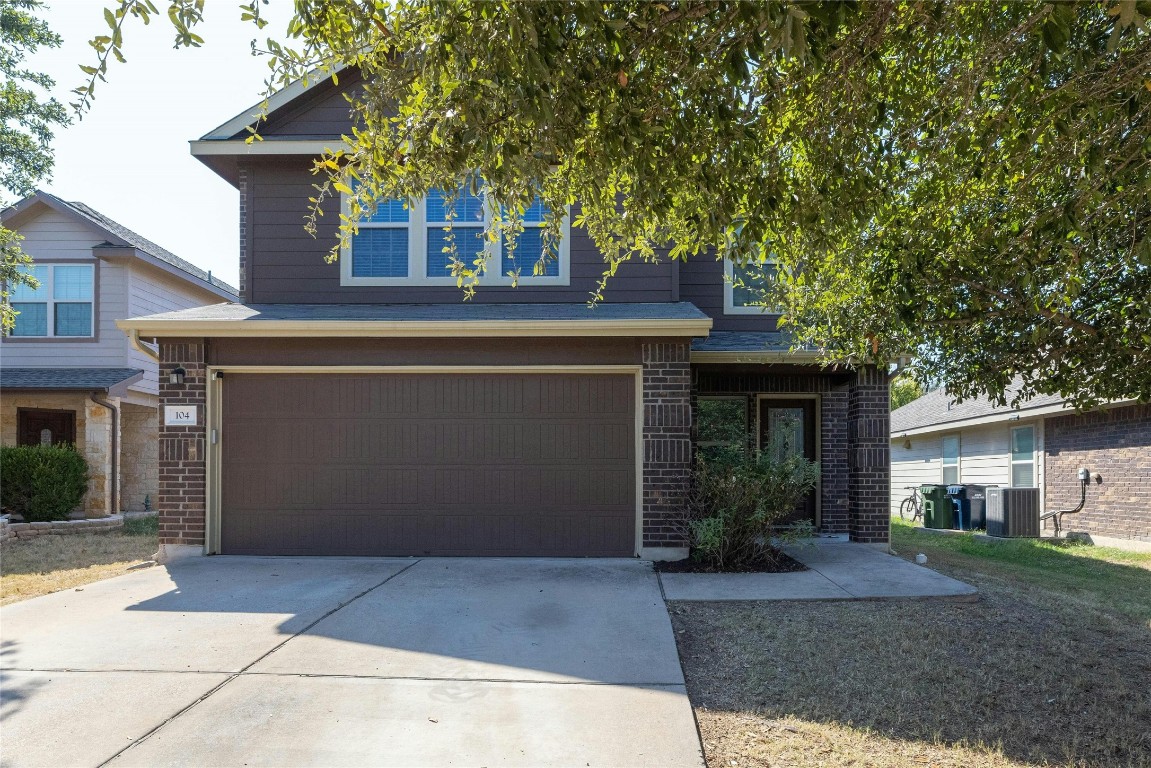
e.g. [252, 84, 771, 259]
[1, 192, 237, 517]
[118, 70, 890, 560]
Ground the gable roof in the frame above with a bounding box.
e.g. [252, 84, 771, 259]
[891, 379, 1068, 435]
[2, 192, 237, 300]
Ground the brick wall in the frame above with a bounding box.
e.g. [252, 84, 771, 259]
[642, 340, 692, 548]
[237, 166, 249, 303]
[1045, 403, 1151, 542]
[847, 364, 890, 543]
[159, 339, 207, 547]
[692, 366, 853, 534]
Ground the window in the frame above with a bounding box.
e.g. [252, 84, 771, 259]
[724, 258, 780, 314]
[696, 397, 748, 461]
[941, 434, 960, 484]
[1010, 425, 1036, 487]
[9, 264, 95, 338]
[341, 188, 570, 286]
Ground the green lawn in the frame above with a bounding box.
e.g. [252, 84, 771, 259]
[891, 518, 1151, 626]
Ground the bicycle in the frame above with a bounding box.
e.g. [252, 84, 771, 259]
[898, 486, 923, 523]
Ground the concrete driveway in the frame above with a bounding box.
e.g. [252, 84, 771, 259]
[0, 558, 702, 768]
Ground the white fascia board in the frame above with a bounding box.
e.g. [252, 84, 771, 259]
[190, 139, 345, 157]
[115, 317, 714, 339]
[891, 403, 1077, 438]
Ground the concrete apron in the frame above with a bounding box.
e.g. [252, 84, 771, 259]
[658, 535, 978, 601]
[0, 558, 703, 768]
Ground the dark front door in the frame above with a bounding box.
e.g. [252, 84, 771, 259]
[758, 398, 817, 526]
[17, 408, 77, 447]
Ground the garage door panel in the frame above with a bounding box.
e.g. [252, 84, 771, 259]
[221, 373, 635, 557]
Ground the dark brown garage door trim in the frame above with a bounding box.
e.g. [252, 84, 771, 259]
[204, 365, 644, 556]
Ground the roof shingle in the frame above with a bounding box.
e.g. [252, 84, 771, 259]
[0, 367, 144, 392]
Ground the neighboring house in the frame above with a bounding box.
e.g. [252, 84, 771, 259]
[1, 192, 238, 517]
[118, 69, 890, 560]
[890, 383, 1150, 544]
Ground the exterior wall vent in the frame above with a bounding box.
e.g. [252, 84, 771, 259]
[985, 487, 1041, 538]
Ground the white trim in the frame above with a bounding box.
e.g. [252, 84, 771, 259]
[941, 433, 960, 484]
[203, 365, 645, 557]
[189, 139, 343, 156]
[7, 263, 95, 338]
[723, 258, 781, 316]
[892, 402, 1083, 437]
[118, 317, 712, 338]
[1010, 424, 1037, 488]
[200, 67, 345, 140]
[338, 189, 572, 288]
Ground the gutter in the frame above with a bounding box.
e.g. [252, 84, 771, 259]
[89, 392, 120, 515]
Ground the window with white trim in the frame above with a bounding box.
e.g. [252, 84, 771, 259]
[941, 434, 960, 484]
[1010, 425, 1036, 487]
[8, 264, 95, 338]
[724, 258, 779, 314]
[341, 187, 570, 286]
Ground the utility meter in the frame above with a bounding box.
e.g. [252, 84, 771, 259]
[1078, 467, 1090, 482]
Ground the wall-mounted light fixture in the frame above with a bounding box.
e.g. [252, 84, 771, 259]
[169, 366, 187, 385]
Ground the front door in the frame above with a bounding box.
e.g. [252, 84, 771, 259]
[17, 408, 77, 447]
[758, 398, 817, 526]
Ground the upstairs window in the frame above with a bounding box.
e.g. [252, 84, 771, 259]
[341, 187, 570, 286]
[8, 264, 95, 338]
[724, 258, 780, 315]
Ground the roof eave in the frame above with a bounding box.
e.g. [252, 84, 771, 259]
[691, 350, 824, 364]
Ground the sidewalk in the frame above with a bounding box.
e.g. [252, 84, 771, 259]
[658, 534, 977, 601]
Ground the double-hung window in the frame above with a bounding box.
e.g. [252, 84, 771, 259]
[8, 263, 95, 338]
[1010, 425, 1036, 487]
[941, 434, 960, 484]
[695, 397, 749, 462]
[724, 258, 779, 314]
[342, 187, 570, 286]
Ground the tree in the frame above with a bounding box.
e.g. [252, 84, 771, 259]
[85, 1, 1150, 407]
[890, 373, 923, 411]
[0, 0, 69, 332]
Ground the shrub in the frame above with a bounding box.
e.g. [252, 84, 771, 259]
[678, 438, 819, 570]
[0, 444, 89, 522]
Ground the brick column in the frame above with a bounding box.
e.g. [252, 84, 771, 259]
[641, 340, 692, 552]
[820, 385, 850, 534]
[847, 364, 890, 543]
[158, 339, 207, 549]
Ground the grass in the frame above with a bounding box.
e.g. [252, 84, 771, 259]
[0, 516, 157, 606]
[671, 519, 1151, 768]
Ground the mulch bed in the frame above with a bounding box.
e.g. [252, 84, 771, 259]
[654, 549, 807, 574]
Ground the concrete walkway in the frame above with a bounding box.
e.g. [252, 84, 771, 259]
[659, 535, 977, 601]
[0, 558, 703, 768]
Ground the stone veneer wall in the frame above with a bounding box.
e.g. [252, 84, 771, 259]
[691, 367, 853, 534]
[158, 339, 208, 547]
[1045, 403, 1151, 542]
[641, 340, 693, 549]
[120, 402, 159, 512]
[847, 364, 890, 543]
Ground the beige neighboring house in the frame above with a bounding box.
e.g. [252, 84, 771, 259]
[1, 191, 237, 517]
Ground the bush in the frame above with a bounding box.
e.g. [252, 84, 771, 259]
[678, 441, 819, 570]
[0, 444, 89, 522]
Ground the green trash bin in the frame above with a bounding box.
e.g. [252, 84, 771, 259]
[920, 484, 954, 529]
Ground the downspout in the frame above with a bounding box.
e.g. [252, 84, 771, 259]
[89, 392, 120, 516]
[127, 328, 160, 362]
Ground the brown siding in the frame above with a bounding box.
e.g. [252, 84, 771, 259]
[1044, 403, 1151, 541]
[679, 254, 784, 332]
[209, 337, 642, 368]
[246, 160, 674, 304]
[246, 71, 363, 139]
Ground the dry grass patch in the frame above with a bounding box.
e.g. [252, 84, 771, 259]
[1, 520, 157, 606]
[671, 530, 1151, 768]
